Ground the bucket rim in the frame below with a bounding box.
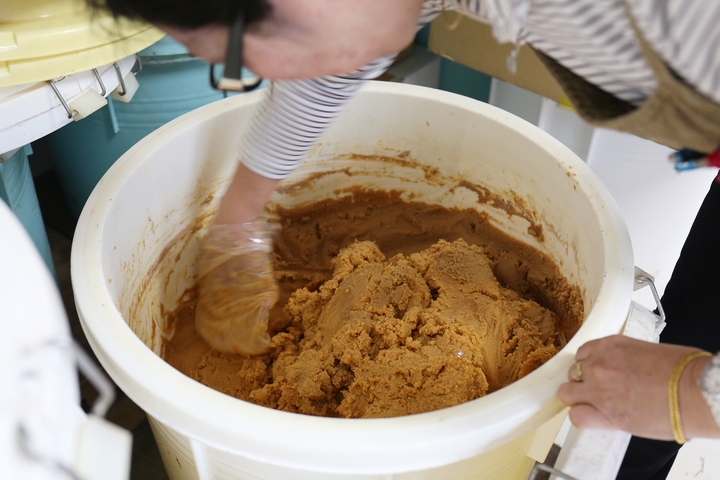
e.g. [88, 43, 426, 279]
[71, 81, 634, 474]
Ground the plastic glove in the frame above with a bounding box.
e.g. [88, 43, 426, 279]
[195, 221, 278, 355]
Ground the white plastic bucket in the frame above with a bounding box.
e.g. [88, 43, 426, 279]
[72, 82, 634, 479]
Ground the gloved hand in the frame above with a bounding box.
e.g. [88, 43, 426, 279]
[195, 221, 279, 355]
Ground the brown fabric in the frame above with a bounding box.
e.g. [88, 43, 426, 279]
[533, 18, 720, 153]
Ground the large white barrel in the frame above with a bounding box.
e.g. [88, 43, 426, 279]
[71, 82, 634, 479]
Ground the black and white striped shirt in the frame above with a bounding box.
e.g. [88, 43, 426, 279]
[242, 0, 720, 179]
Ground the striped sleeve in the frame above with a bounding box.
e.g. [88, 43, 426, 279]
[630, 0, 720, 105]
[239, 55, 397, 179]
[240, 1, 445, 179]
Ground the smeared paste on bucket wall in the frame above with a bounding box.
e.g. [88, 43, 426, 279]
[160, 190, 583, 418]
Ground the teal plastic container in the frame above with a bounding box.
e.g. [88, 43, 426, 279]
[0, 145, 56, 276]
[45, 37, 249, 217]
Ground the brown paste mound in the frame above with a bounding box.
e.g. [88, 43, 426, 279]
[251, 239, 560, 418]
[161, 191, 582, 419]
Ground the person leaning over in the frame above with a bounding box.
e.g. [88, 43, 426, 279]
[88, 0, 720, 477]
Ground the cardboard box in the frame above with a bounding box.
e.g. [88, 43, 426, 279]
[376, 47, 441, 88]
[428, 14, 570, 106]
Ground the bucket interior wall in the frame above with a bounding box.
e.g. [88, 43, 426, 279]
[77, 83, 633, 477]
[110, 88, 610, 352]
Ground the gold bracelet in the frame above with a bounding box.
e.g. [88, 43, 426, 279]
[668, 351, 712, 444]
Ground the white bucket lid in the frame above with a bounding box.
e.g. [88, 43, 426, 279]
[0, 0, 163, 88]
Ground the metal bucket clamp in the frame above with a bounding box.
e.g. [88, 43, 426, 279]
[46, 77, 76, 120]
[112, 53, 142, 97]
[46, 53, 142, 119]
[634, 267, 666, 326]
[47, 67, 109, 120]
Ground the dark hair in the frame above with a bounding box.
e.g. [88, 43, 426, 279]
[86, 0, 272, 29]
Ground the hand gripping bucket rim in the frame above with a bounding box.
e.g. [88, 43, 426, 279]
[71, 82, 634, 476]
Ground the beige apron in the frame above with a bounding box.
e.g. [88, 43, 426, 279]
[533, 15, 720, 154]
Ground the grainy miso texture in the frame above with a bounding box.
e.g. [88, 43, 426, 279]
[162, 192, 582, 418]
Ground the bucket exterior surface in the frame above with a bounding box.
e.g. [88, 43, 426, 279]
[72, 83, 634, 478]
[0, 199, 81, 479]
[0, 145, 55, 276]
[44, 37, 229, 217]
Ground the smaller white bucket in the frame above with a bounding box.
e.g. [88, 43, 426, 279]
[72, 82, 634, 479]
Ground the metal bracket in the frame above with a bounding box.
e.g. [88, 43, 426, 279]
[46, 78, 77, 119]
[112, 62, 127, 97]
[111, 60, 141, 103]
[634, 266, 666, 326]
[527, 462, 579, 480]
[112, 53, 145, 96]
[132, 52, 143, 76]
[91, 68, 107, 97]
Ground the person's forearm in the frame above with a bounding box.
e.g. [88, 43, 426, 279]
[214, 163, 279, 225]
[681, 355, 720, 439]
[556, 336, 720, 440]
[215, 10, 433, 222]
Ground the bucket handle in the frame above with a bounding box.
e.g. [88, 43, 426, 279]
[633, 267, 666, 327]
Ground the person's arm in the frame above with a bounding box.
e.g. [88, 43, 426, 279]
[214, 164, 279, 225]
[196, 51, 403, 354]
[214, 55, 398, 225]
[214, 0, 446, 223]
[557, 335, 720, 441]
[198, 2, 447, 354]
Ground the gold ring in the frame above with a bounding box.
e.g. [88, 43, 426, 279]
[570, 361, 583, 382]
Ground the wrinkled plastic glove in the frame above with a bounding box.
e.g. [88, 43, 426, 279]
[195, 221, 278, 355]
